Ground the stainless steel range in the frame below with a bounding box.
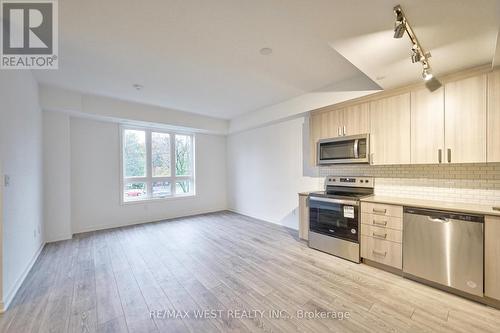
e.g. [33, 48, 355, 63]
[308, 176, 374, 263]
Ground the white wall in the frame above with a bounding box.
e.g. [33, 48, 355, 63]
[43, 111, 72, 242]
[40, 85, 229, 135]
[70, 117, 227, 233]
[229, 74, 379, 133]
[227, 116, 322, 229]
[0, 71, 44, 311]
[40, 88, 230, 240]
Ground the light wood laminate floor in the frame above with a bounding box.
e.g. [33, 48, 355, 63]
[1, 211, 500, 333]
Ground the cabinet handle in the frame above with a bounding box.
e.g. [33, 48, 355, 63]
[337, 127, 341, 136]
[438, 149, 442, 163]
[372, 232, 387, 239]
[372, 250, 387, 257]
[372, 220, 388, 227]
[343, 125, 346, 136]
[372, 208, 387, 214]
[447, 148, 451, 163]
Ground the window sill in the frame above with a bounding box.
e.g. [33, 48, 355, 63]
[121, 193, 197, 205]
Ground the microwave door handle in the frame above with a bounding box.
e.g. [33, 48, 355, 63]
[354, 139, 359, 159]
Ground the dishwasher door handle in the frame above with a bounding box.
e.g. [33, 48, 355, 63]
[427, 216, 449, 223]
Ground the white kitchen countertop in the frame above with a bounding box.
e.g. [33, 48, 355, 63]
[298, 191, 316, 196]
[361, 195, 500, 217]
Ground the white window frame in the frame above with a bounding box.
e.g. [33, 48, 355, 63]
[120, 125, 196, 204]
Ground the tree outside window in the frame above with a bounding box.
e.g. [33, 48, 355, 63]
[122, 128, 194, 202]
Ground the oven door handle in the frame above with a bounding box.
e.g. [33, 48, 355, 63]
[308, 196, 359, 206]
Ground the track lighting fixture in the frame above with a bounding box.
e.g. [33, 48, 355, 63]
[411, 48, 421, 63]
[393, 7, 406, 38]
[393, 5, 441, 91]
[422, 68, 433, 81]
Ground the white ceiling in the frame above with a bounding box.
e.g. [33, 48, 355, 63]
[331, 0, 500, 89]
[34, 0, 500, 119]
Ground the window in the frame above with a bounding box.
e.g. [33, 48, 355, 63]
[121, 127, 195, 202]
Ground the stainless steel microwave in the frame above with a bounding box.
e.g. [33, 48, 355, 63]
[317, 134, 370, 165]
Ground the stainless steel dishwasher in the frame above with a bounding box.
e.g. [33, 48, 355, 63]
[403, 207, 484, 297]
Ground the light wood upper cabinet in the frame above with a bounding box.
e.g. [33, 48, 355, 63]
[310, 109, 343, 143]
[485, 216, 500, 301]
[411, 87, 445, 164]
[370, 93, 411, 165]
[444, 75, 487, 163]
[488, 71, 500, 162]
[310, 103, 369, 145]
[343, 103, 370, 136]
[309, 68, 498, 166]
[323, 109, 343, 138]
[319, 112, 331, 139]
[309, 114, 321, 165]
[309, 109, 343, 164]
[309, 105, 368, 165]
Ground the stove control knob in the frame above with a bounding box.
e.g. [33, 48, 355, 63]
[365, 179, 370, 183]
[351, 229, 356, 234]
[359, 180, 364, 183]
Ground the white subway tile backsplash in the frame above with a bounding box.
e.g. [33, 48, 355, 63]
[319, 162, 500, 206]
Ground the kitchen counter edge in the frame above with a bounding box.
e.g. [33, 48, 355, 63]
[361, 195, 500, 217]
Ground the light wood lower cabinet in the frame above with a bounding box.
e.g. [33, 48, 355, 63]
[485, 216, 500, 301]
[361, 213, 402, 230]
[361, 202, 403, 218]
[298, 194, 309, 240]
[361, 224, 402, 243]
[361, 203, 403, 269]
[361, 236, 403, 269]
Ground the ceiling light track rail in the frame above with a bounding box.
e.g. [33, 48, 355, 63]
[393, 4, 441, 91]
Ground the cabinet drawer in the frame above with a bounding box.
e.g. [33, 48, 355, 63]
[361, 213, 403, 230]
[361, 224, 402, 243]
[298, 194, 309, 241]
[361, 236, 402, 269]
[361, 202, 403, 218]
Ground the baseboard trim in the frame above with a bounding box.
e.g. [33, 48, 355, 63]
[227, 208, 299, 232]
[1, 242, 45, 313]
[72, 208, 228, 235]
[45, 234, 73, 243]
[227, 208, 274, 224]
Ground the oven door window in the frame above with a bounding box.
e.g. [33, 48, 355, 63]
[309, 200, 359, 242]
